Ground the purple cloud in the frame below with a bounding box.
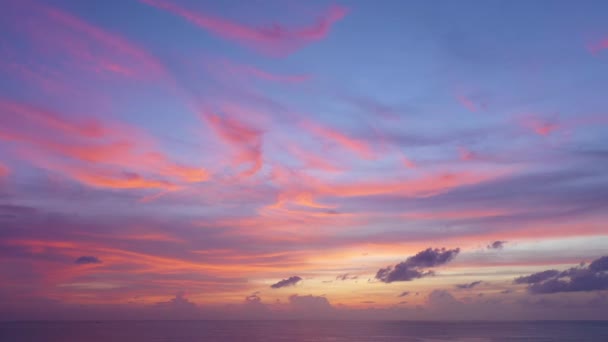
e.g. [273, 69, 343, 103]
[455, 281, 482, 289]
[376, 247, 460, 283]
[487, 241, 507, 250]
[515, 256, 608, 294]
[74, 256, 102, 264]
[270, 276, 302, 289]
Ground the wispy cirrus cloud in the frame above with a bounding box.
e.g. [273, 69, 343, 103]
[588, 37, 608, 55]
[2, 1, 165, 80]
[0, 98, 208, 193]
[139, 0, 347, 57]
[218, 58, 311, 84]
[201, 108, 263, 177]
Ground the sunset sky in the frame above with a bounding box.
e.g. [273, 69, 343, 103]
[1, 0, 608, 320]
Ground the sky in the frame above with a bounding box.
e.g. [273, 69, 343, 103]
[0, 0, 608, 321]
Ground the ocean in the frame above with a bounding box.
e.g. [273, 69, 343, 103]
[1, 320, 607, 341]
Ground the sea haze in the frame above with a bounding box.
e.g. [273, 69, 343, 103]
[1, 321, 608, 341]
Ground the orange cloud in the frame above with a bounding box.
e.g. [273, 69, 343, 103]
[318, 170, 505, 198]
[1, 99, 208, 192]
[0, 99, 107, 138]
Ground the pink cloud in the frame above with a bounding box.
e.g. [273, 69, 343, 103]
[588, 38, 608, 55]
[0, 163, 9, 177]
[301, 120, 374, 159]
[0, 98, 209, 192]
[458, 147, 478, 161]
[520, 115, 560, 136]
[4, 1, 165, 80]
[455, 94, 479, 113]
[217, 58, 311, 84]
[201, 108, 264, 177]
[140, 0, 348, 57]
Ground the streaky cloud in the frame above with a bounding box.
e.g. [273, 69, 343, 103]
[139, 0, 348, 57]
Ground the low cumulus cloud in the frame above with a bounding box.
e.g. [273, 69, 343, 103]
[270, 276, 302, 289]
[514, 270, 560, 284]
[245, 292, 261, 303]
[74, 256, 102, 264]
[336, 273, 358, 281]
[455, 281, 482, 289]
[514, 256, 608, 294]
[487, 240, 506, 250]
[398, 291, 410, 297]
[376, 247, 460, 283]
[155, 292, 197, 312]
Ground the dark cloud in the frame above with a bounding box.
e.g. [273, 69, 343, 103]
[406, 247, 461, 268]
[270, 276, 302, 289]
[487, 240, 506, 250]
[336, 273, 358, 281]
[514, 270, 559, 284]
[515, 256, 608, 294]
[589, 256, 608, 272]
[74, 256, 102, 264]
[245, 292, 261, 303]
[455, 281, 482, 289]
[376, 247, 460, 283]
[360, 301, 375, 304]
[398, 291, 410, 297]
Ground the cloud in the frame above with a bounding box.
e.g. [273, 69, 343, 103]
[217, 58, 311, 84]
[201, 109, 263, 177]
[515, 256, 608, 294]
[398, 291, 410, 297]
[588, 38, 608, 55]
[245, 292, 261, 303]
[139, 0, 348, 57]
[336, 273, 358, 281]
[455, 281, 482, 289]
[427, 289, 460, 307]
[519, 115, 560, 136]
[376, 247, 460, 283]
[0, 163, 8, 177]
[155, 292, 198, 315]
[455, 94, 479, 113]
[487, 240, 507, 250]
[514, 270, 560, 284]
[74, 256, 102, 264]
[288, 294, 333, 313]
[3, 2, 165, 81]
[270, 276, 302, 289]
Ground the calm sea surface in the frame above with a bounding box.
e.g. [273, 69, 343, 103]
[1, 320, 607, 341]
